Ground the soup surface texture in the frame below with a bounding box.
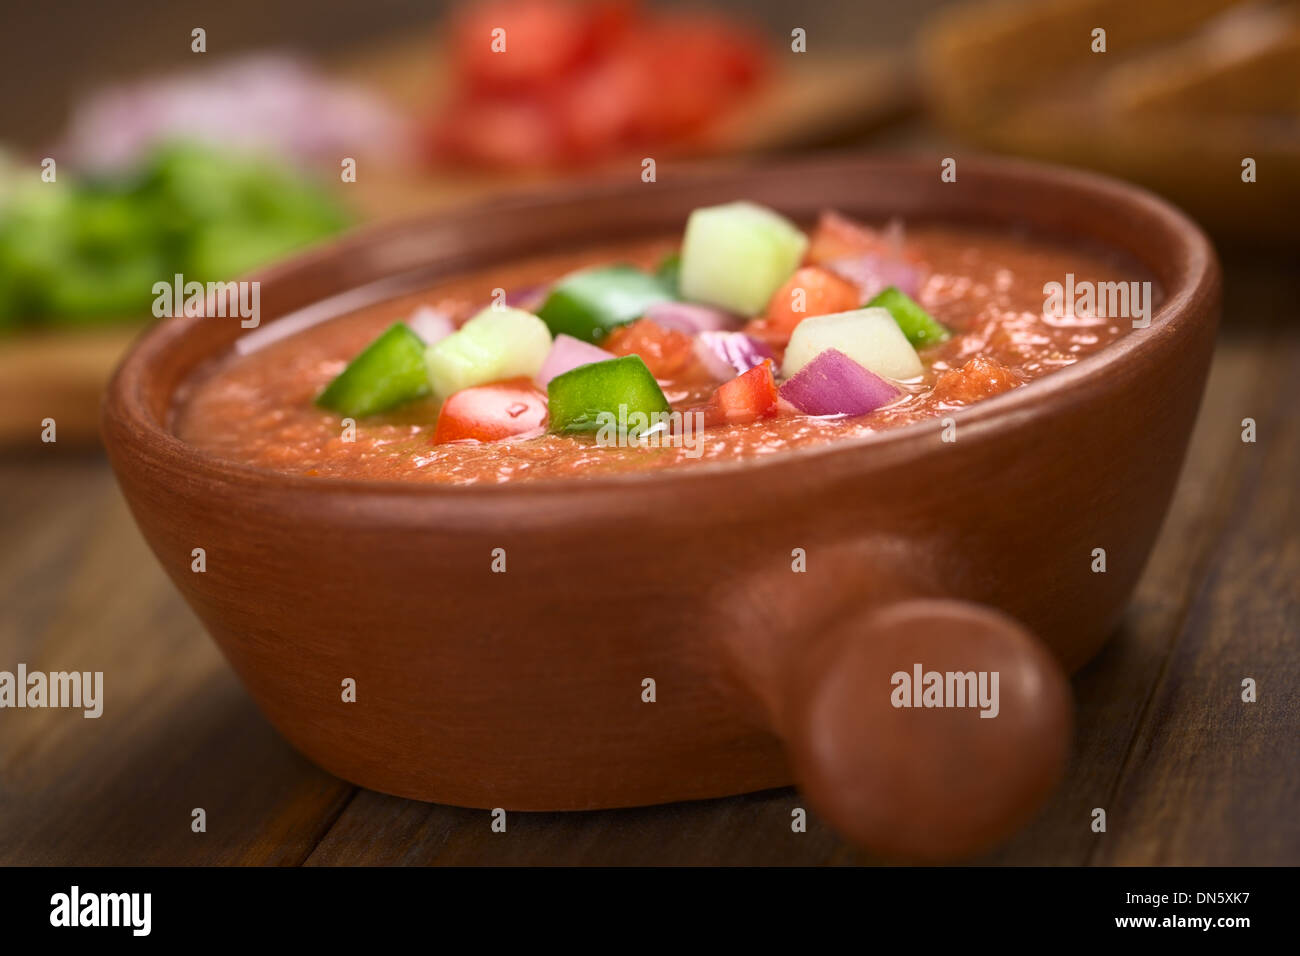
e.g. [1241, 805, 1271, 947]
[174, 218, 1154, 484]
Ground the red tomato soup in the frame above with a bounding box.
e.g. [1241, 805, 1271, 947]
[173, 208, 1158, 484]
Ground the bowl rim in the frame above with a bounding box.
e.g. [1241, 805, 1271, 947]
[103, 151, 1220, 503]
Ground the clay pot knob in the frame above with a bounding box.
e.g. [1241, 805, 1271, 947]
[784, 599, 1072, 861]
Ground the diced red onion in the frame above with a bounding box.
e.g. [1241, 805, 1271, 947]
[693, 331, 776, 380]
[645, 301, 741, 334]
[470, 285, 548, 316]
[825, 253, 923, 300]
[535, 334, 615, 387]
[779, 348, 899, 417]
[883, 216, 906, 257]
[505, 284, 548, 313]
[408, 306, 455, 345]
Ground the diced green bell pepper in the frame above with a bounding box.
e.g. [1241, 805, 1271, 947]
[547, 355, 672, 435]
[655, 253, 681, 295]
[865, 286, 951, 349]
[315, 322, 430, 417]
[537, 265, 673, 343]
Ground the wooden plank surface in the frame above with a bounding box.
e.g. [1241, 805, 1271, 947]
[1, 257, 1296, 866]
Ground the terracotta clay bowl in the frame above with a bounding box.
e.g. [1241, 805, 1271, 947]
[102, 155, 1220, 861]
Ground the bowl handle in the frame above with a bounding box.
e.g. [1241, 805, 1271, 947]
[719, 552, 1073, 861]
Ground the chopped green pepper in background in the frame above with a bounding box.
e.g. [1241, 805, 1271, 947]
[0, 142, 350, 329]
[537, 265, 674, 343]
[865, 286, 952, 349]
[546, 355, 672, 434]
[315, 322, 431, 418]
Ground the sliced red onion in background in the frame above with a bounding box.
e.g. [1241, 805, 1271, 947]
[825, 253, 923, 300]
[693, 331, 775, 380]
[56, 53, 405, 172]
[645, 301, 741, 334]
[535, 334, 615, 387]
[468, 285, 548, 316]
[408, 306, 455, 345]
[505, 284, 548, 313]
[779, 348, 899, 417]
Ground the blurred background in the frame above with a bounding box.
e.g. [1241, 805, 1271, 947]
[0, 0, 1296, 441]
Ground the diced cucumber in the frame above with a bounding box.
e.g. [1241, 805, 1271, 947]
[315, 322, 431, 417]
[866, 286, 951, 348]
[678, 201, 808, 316]
[782, 307, 924, 381]
[425, 307, 553, 400]
[547, 355, 671, 435]
[537, 266, 673, 343]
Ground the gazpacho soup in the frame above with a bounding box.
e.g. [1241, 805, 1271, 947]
[174, 203, 1158, 483]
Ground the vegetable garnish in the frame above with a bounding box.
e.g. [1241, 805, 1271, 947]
[826, 254, 924, 300]
[779, 348, 899, 417]
[537, 265, 674, 343]
[693, 330, 775, 380]
[425, 306, 553, 400]
[783, 307, 923, 381]
[643, 301, 740, 334]
[655, 253, 681, 294]
[546, 355, 671, 435]
[805, 211, 925, 299]
[602, 319, 699, 379]
[315, 322, 431, 418]
[703, 360, 779, 425]
[433, 379, 548, 444]
[407, 306, 455, 346]
[535, 334, 616, 388]
[758, 265, 862, 342]
[866, 286, 951, 349]
[678, 201, 807, 316]
[307, 207, 964, 451]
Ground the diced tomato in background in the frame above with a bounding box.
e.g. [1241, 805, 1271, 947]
[805, 210, 898, 263]
[429, 95, 568, 169]
[550, 52, 645, 159]
[449, 0, 633, 92]
[430, 0, 769, 168]
[703, 360, 779, 426]
[603, 318, 698, 380]
[585, 0, 638, 51]
[434, 379, 549, 443]
[619, 15, 766, 141]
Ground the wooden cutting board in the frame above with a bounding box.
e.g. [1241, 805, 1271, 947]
[0, 32, 912, 447]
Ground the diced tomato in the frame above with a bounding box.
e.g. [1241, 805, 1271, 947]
[603, 318, 698, 379]
[434, 379, 548, 443]
[759, 265, 862, 340]
[806, 210, 896, 264]
[551, 54, 644, 159]
[449, 0, 613, 92]
[431, 0, 766, 168]
[433, 1, 765, 167]
[703, 360, 779, 426]
[586, 0, 639, 51]
[427, 95, 568, 169]
[619, 15, 767, 141]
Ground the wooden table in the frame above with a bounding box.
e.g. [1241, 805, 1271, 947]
[1, 246, 1295, 866]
